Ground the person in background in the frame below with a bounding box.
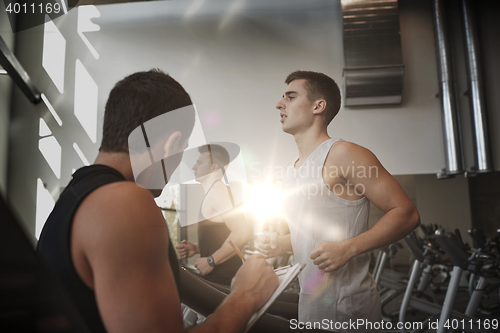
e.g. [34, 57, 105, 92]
[177, 144, 251, 285]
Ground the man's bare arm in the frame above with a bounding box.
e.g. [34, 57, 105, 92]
[74, 182, 277, 333]
[310, 142, 420, 272]
[195, 183, 252, 274]
[212, 209, 252, 265]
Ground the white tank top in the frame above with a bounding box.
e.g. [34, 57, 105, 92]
[282, 138, 381, 331]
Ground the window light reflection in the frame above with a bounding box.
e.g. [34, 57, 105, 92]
[42, 17, 66, 94]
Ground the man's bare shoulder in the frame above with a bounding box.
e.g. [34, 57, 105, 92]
[328, 140, 379, 166]
[80, 181, 157, 215]
[203, 181, 233, 217]
[74, 181, 166, 247]
[71, 181, 170, 290]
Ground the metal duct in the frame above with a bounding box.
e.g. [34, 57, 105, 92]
[461, 0, 493, 173]
[432, 0, 463, 176]
[341, 0, 404, 106]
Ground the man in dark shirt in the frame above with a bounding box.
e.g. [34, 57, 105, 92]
[177, 144, 251, 285]
[37, 69, 278, 333]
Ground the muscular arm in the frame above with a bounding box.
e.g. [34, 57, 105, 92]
[212, 226, 249, 264]
[73, 182, 276, 333]
[211, 206, 251, 265]
[311, 142, 420, 272]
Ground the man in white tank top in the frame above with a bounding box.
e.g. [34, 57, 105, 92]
[257, 71, 420, 332]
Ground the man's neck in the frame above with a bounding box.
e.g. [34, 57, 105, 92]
[94, 151, 134, 181]
[200, 173, 223, 193]
[293, 128, 330, 166]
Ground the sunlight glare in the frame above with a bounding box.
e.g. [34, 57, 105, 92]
[245, 181, 283, 225]
[42, 17, 66, 94]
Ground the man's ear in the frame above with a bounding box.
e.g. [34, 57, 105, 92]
[212, 163, 220, 171]
[163, 131, 183, 157]
[312, 100, 327, 115]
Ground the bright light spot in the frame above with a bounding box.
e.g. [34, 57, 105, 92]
[77, 6, 100, 59]
[39, 118, 52, 137]
[75, 59, 98, 143]
[41, 94, 63, 126]
[42, 17, 66, 94]
[35, 178, 55, 239]
[73, 142, 90, 166]
[245, 181, 283, 225]
[39, 136, 62, 179]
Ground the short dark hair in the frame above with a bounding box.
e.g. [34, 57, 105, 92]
[198, 144, 230, 173]
[100, 69, 194, 153]
[285, 71, 341, 125]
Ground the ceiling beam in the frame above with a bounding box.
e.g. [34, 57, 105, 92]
[76, 0, 157, 6]
[0, 36, 41, 104]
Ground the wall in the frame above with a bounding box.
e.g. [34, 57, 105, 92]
[468, 172, 500, 237]
[332, 0, 445, 176]
[415, 174, 473, 241]
[0, 1, 15, 199]
[369, 174, 473, 266]
[6, 0, 499, 237]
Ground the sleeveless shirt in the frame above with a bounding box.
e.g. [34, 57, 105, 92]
[282, 139, 381, 332]
[37, 165, 180, 333]
[197, 180, 242, 285]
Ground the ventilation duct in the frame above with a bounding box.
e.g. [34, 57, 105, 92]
[341, 0, 404, 106]
[432, 0, 464, 177]
[461, 0, 493, 173]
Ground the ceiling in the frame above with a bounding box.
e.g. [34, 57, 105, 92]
[76, 0, 157, 6]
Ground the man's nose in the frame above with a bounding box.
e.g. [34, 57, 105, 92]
[276, 99, 284, 110]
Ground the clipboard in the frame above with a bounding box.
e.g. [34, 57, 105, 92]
[244, 262, 306, 333]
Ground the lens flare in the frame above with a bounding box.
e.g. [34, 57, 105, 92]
[244, 181, 284, 230]
[302, 268, 333, 300]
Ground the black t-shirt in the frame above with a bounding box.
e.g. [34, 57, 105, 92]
[198, 218, 242, 285]
[197, 180, 242, 285]
[37, 165, 180, 333]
